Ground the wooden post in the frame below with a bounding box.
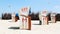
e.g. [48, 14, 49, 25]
[27, 16, 31, 30]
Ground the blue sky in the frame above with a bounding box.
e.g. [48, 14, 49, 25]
[0, 0, 60, 17]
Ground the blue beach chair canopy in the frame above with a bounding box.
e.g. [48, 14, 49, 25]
[16, 13, 19, 17]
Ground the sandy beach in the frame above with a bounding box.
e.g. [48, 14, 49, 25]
[0, 20, 60, 34]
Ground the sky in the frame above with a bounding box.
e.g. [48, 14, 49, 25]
[0, 0, 60, 17]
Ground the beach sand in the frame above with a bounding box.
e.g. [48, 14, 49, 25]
[0, 20, 60, 34]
